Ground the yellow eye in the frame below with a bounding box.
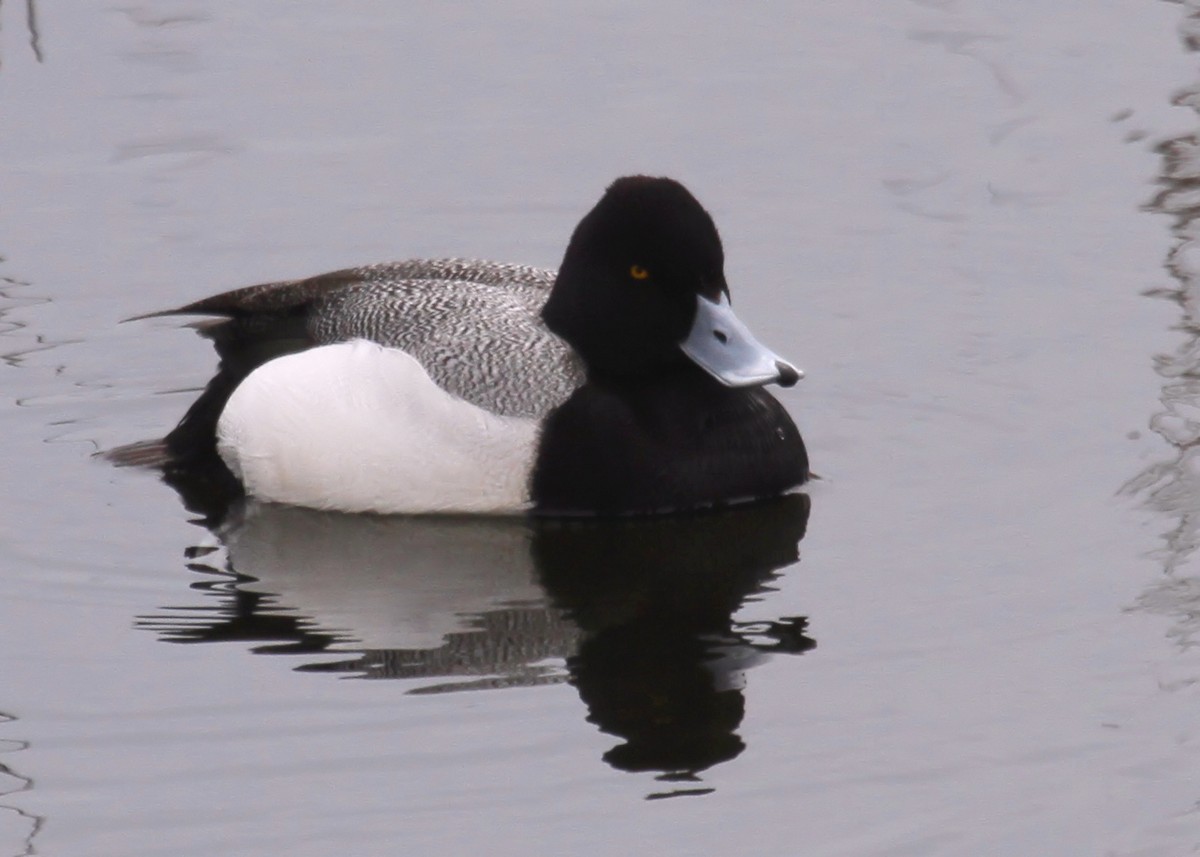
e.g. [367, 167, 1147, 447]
[629, 264, 650, 281]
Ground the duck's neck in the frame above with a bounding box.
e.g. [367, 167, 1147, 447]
[530, 369, 808, 516]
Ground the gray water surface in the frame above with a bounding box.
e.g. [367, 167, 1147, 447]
[2, 2, 1199, 855]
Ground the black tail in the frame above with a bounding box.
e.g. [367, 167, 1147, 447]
[104, 312, 315, 522]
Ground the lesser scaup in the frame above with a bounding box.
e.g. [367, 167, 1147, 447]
[144, 176, 809, 515]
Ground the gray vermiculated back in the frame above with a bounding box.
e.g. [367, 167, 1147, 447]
[307, 259, 585, 419]
[348, 259, 557, 289]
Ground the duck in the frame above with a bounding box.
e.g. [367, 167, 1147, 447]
[145, 176, 809, 516]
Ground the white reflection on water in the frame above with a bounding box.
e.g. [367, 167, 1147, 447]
[136, 493, 814, 790]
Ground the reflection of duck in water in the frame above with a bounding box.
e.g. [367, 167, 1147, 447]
[536, 494, 813, 778]
[146, 508, 577, 691]
[140, 494, 813, 782]
[121, 176, 807, 516]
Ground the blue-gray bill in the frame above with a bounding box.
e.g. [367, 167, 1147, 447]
[680, 294, 803, 388]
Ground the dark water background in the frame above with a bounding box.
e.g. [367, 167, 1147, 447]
[2, 2, 1200, 854]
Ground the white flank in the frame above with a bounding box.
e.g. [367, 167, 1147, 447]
[216, 340, 538, 514]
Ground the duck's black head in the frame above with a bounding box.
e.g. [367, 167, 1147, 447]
[543, 176, 800, 388]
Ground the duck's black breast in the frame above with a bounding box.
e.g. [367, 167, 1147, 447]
[530, 369, 808, 516]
